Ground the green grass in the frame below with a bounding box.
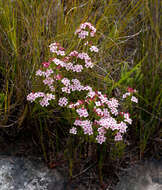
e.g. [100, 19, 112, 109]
[0, 0, 161, 184]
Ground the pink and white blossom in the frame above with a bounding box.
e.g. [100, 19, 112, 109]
[124, 113, 132, 124]
[76, 108, 89, 118]
[114, 133, 123, 141]
[61, 87, 71, 94]
[96, 135, 106, 144]
[122, 92, 131, 99]
[75, 22, 96, 39]
[61, 78, 70, 86]
[69, 127, 77, 134]
[36, 69, 43, 76]
[131, 96, 138, 103]
[43, 77, 54, 86]
[118, 121, 128, 134]
[42, 62, 50, 68]
[90, 46, 99, 53]
[58, 97, 68, 107]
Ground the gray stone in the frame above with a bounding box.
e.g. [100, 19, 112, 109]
[115, 159, 162, 190]
[0, 155, 68, 190]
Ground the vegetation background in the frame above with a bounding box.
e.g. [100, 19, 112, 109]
[0, 0, 161, 188]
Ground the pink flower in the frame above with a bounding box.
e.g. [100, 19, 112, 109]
[85, 60, 94, 68]
[76, 108, 89, 118]
[94, 108, 104, 117]
[49, 42, 65, 56]
[107, 98, 119, 108]
[110, 107, 118, 116]
[27, 92, 36, 102]
[90, 46, 99, 53]
[75, 22, 96, 39]
[74, 119, 83, 126]
[96, 135, 106, 144]
[118, 122, 127, 134]
[45, 69, 53, 77]
[86, 91, 96, 98]
[65, 62, 73, 71]
[59, 47, 65, 51]
[98, 117, 117, 130]
[131, 96, 138, 103]
[42, 62, 50, 68]
[97, 127, 106, 135]
[122, 92, 130, 99]
[77, 100, 84, 105]
[62, 56, 70, 62]
[53, 58, 65, 67]
[55, 74, 62, 80]
[39, 98, 49, 107]
[39, 93, 55, 107]
[69, 51, 78, 57]
[61, 78, 70, 86]
[27, 92, 45, 102]
[78, 30, 89, 39]
[46, 93, 55, 100]
[49, 86, 55, 92]
[36, 69, 43, 76]
[68, 102, 75, 109]
[80, 120, 93, 135]
[95, 101, 102, 107]
[114, 133, 123, 141]
[124, 113, 132, 124]
[90, 31, 95, 37]
[61, 87, 71, 94]
[72, 64, 83, 72]
[49, 42, 58, 53]
[69, 127, 77, 134]
[58, 97, 68, 107]
[103, 108, 110, 118]
[43, 77, 54, 86]
[128, 87, 136, 93]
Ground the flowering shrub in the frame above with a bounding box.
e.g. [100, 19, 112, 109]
[27, 22, 138, 144]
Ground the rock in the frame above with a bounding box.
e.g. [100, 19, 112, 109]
[115, 159, 162, 190]
[0, 155, 69, 190]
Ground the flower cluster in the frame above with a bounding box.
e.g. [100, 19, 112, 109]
[73, 119, 93, 136]
[75, 22, 96, 39]
[49, 42, 65, 56]
[52, 51, 94, 73]
[58, 97, 68, 107]
[27, 22, 138, 145]
[27, 92, 55, 107]
[35, 69, 55, 91]
[67, 87, 136, 144]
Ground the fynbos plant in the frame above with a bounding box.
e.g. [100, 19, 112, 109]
[27, 22, 138, 145]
